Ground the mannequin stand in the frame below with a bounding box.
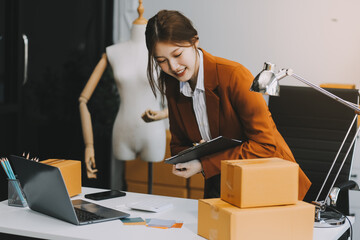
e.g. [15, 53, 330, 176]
[148, 162, 153, 194]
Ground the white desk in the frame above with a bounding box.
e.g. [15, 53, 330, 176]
[0, 187, 354, 240]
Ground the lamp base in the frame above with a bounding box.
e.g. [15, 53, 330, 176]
[314, 210, 346, 228]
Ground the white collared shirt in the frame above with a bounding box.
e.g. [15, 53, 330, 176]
[180, 49, 212, 141]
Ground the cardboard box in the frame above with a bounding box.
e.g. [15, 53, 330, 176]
[189, 172, 205, 189]
[125, 158, 187, 187]
[221, 158, 298, 208]
[127, 181, 188, 198]
[125, 130, 187, 187]
[125, 157, 148, 183]
[198, 198, 314, 240]
[41, 159, 81, 197]
[189, 189, 204, 199]
[320, 83, 355, 89]
[153, 161, 187, 187]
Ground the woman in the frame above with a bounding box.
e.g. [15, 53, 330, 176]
[145, 10, 311, 199]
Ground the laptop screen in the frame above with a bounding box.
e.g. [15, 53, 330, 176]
[9, 155, 129, 225]
[10, 155, 80, 224]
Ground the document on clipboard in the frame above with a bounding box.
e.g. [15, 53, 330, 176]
[165, 136, 243, 164]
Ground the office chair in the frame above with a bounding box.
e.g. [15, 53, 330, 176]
[268, 85, 359, 216]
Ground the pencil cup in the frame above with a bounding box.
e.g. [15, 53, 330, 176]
[8, 179, 27, 207]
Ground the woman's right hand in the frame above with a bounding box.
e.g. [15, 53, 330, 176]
[85, 146, 98, 179]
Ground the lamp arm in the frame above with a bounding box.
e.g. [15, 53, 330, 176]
[314, 114, 358, 202]
[281, 70, 360, 114]
[344, 100, 360, 109]
[323, 125, 360, 203]
[275, 69, 360, 203]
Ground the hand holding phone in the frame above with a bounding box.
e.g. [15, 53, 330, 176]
[84, 190, 126, 201]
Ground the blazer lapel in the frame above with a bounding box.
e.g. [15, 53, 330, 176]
[176, 88, 202, 142]
[202, 49, 220, 138]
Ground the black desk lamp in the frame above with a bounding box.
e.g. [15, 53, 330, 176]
[250, 62, 360, 228]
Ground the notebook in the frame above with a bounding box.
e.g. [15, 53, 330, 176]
[9, 155, 129, 225]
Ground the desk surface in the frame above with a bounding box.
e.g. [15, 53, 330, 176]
[0, 187, 354, 240]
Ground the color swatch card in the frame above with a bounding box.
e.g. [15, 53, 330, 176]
[121, 217, 146, 225]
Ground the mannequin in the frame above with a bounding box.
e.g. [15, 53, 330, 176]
[79, 0, 166, 181]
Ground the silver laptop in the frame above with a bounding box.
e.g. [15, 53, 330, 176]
[10, 155, 129, 225]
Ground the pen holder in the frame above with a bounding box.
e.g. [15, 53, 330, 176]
[8, 178, 27, 207]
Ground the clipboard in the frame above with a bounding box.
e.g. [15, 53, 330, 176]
[165, 136, 243, 164]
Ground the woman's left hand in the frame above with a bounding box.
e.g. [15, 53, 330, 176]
[141, 109, 168, 122]
[172, 159, 202, 178]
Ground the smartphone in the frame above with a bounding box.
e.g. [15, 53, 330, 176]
[84, 190, 126, 200]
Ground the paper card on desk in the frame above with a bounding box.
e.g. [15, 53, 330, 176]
[121, 217, 146, 225]
[147, 219, 176, 228]
[126, 198, 173, 212]
[165, 136, 242, 164]
[145, 219, 183, 229]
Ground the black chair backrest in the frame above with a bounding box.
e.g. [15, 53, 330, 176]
[269, 85, 359, 215]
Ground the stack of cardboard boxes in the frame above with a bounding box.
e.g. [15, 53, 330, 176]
[198, 158, 315, 240]
[125, 130, 204, 199]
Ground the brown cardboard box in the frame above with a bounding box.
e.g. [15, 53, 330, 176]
[125, 158, 187, 187]
[126, 181, 149, 194]
[189, 189, 204, 199]
[189, 172, 205, 189]
[127, 181, 188, 198]
[221, 158, 298, 208]
[155, 129, 187, 187]
[320, 83, 355, 89]
[125, 130, 187, 187]
[153, 161, 187, 187]
[198, 198, 314, 240]
[41, 159, 81, 197]
[125, 157, 148, 183]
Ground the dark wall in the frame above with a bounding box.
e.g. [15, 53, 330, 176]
[0, 0, 117, 201]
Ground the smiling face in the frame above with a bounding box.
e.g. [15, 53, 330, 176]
[154, 41, 199, 86]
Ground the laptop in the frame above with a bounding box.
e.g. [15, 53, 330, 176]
[9, 155, 129, 225]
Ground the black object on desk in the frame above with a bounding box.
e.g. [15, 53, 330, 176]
[165, 136, 242, 164]
[85, 190, 126, 200]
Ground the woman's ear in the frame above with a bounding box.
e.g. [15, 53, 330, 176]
[193, 35, 199, 47]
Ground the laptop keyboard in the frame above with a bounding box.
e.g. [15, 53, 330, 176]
[74, 207, 105, 222]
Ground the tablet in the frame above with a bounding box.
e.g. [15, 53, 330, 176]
[165, 136, 242, 164]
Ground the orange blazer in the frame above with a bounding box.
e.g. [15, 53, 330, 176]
[165, 49, 311, 200]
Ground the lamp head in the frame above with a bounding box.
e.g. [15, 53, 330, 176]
[250, 62, 280, 96]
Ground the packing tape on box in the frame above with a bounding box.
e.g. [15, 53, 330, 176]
[211, 205, 220, 220]
[225, 164, 234, 190]
[209, 229, 218, 240]
[43, 159, 66, 164]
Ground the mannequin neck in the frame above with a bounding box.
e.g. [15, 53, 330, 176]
[130, 24, 146, 42]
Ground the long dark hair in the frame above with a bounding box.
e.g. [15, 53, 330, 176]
[145, 10, 198, 102]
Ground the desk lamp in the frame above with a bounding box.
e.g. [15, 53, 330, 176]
[250, 62, 360, 227]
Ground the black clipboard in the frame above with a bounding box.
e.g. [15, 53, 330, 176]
[165, 136, 243, 164]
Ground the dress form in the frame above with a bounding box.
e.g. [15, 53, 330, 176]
[106, 24, 166, 162]
[79, 1, 166, 192]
